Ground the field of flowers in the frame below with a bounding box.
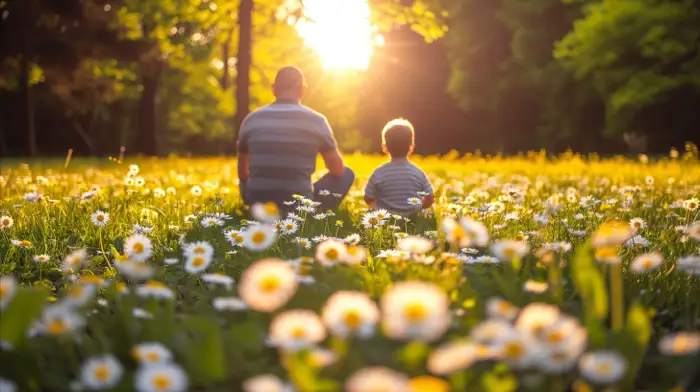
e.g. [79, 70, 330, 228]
[1, 149, 700, 392]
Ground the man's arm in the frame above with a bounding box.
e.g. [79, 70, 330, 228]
[317, 116, 345, 177]
[421, 193, 434, 209]
[237, 141, 250, 181]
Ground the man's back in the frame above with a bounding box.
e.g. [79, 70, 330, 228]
[237, 102, 337, 205]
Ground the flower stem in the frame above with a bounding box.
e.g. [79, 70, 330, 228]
[610, 262, 624, 332]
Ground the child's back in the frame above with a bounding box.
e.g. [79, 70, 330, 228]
[365, 159, 432, 215]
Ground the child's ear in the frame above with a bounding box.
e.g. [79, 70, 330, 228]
[382, 144, 388, 154]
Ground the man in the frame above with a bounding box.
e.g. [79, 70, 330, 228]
[236, 66, 354, 211]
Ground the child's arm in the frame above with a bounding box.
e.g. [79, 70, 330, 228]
[419, 170, 434, 209]
[364, 172, 378, 209]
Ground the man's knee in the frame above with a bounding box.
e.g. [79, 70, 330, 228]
[341, 166, 355, 182]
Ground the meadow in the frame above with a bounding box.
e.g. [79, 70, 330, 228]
[1, 150, 699, 392]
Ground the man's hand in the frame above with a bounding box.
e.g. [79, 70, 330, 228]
[321, 149, 345, 177]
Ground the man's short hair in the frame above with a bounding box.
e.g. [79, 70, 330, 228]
[382, 118, 415, 157]
[273, 66, 306, 93]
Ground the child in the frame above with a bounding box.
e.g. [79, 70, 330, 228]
[364, 119, 434, 215]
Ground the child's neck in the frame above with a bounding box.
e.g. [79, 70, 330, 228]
[390, 156, 409, 162]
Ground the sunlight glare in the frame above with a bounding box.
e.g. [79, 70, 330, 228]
[294, 0, 381, 70]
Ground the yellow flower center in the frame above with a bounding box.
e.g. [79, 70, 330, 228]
[595, 362, 612, 374]
[298, 264, 312, 276]
[1, 218, 9, 226]
[402, 302, 427, 322]
[235, 234, 244, 243]
[132, 242, 144, 253]
[19, 240, 31, 247]
[369, 217, 378, 225]
[191, 256, 204, 267]
[151, 374, 171, 390]
[502, 246, 516, 258]
[264, 202, 278, 215]
[251, 231, 265, 244]
[324, 248, 339, 260]
[497, 301, 514, 314]
[258, 275, 280, 292]
[193, 246, 204, 254]
[285, 224, 293, 230]
[409, 376, 449, 392]
[0, 284, 6, 297]
[47, 318, 66, 334]
[343, 309, 362, 329]
[641, 258, 652, 269]
[672, 336, 690, 352]
[145, 280, 165, 288]
[116, 282, 126, 292]
[546, 330, 564, 343]
[146, 351, 160, 361]
[96, 215, 105, 222]
[290, 326, 306, 338]
[93, 364, 110, 381]
[503, 341, 525, 358]
[68, 285, 83, 297]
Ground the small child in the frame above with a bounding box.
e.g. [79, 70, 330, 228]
[364, 119, 434, 215]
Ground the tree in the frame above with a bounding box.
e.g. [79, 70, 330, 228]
[555, 0, 700, 151]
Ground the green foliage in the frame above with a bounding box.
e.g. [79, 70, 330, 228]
[0, 288, 47, 345]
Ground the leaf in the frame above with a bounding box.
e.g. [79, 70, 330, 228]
[612, 301, 651, 390]
[481, 370, 517, 392]
[0, 288, 47, 345]
[571, 241, 608, 319]
[395, 341, 430, 370]
[181, 315, 226, 384]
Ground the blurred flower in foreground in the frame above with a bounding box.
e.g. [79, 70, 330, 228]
[408, 375, 449, 392]
[0, 275, 17, 310]
[37, 304, 85, 336]
[136, 280, 175, 300]
[134, 362, 188, 392]
[315, 239, 348, 265]
[578, 350, 627, 385]
[658, 332, 700, 356]
[243, 224, 276, 251]
[630, 252, 663, 273]
[345, 367, 409, 392]
[591, 220, 632, 248]
[380, 281, 450, 342]
[441, 217, 489, 248]
[397, 236, 434, 254]
[243, 374, 294, 392]
[131, 342, 173, 365]
[251, 202, 280, 223]
[124, 233, 153, 262]
[491, 240, 529, 261]
[79, 354, 123, 390]
[238, 258, 298, 312]
[322, 291, 379, 339]
[427, 340, 478, 375]
[268, 309, 326, 351]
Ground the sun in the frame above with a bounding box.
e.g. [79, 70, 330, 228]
[292, 0, 383, 70]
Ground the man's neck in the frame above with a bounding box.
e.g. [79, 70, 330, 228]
[273, 98, 300, 105]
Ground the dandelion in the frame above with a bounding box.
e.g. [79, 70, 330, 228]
[134, 362, 188, 392]
[630, 252, 663, 273]
[578, 350, 627, 385]
[345, 367, 409, 392]
[0, 275, 17, 310]
[90, 210, 110, 227]
[136, 280, 175, 300]
[33, 254, 50, 263]
[131, 342, 173, 365]
[380, 281, 450, 342]
[0, 215, 13, 229]
[322, 291, 379, 339]
[427, 341, 478, 375]
[268, 309, 326, 351]
[397, 236, 434, 254]
[124, 233, 153, 262]
[243, 374, 293, 392]
[658, 332, 700, 356]
[242, 224, 276, 251]
[212, 296, 248, 312]
[190, 185, 202, 196]
[491, 240, 529, 261]
[486, 298, 519, 321]
[315, 239, 348, 266]
[79, 354, 123, 390]
[238, 258, 298, 312]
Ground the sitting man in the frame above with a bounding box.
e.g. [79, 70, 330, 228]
[236, 65, 354, 212]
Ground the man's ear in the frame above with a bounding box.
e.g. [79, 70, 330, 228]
[408, 144, 414, 155]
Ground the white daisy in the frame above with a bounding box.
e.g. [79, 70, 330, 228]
[134, 362, 188, 392]
[123, 234, 153, 262]
[79, 354, 123, 390]
[90, 210, 110, 227]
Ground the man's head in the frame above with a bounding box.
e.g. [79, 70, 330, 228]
[381, 118, 415, 158]
[272, 66, 306, 102]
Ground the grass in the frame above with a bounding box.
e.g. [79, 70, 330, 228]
[0, 151, 699, 392]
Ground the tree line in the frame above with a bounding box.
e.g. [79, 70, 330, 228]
[1, 0, 698, 157]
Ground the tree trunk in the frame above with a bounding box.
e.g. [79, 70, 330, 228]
[20, 0, 37, 157]
[220, 28, 234, 90]
[233, 0, 253, 142]
[136, 61, 163, 156]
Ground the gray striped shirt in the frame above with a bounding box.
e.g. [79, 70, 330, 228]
[364, 159, 433, 215]
[238, 102, 337, 203]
